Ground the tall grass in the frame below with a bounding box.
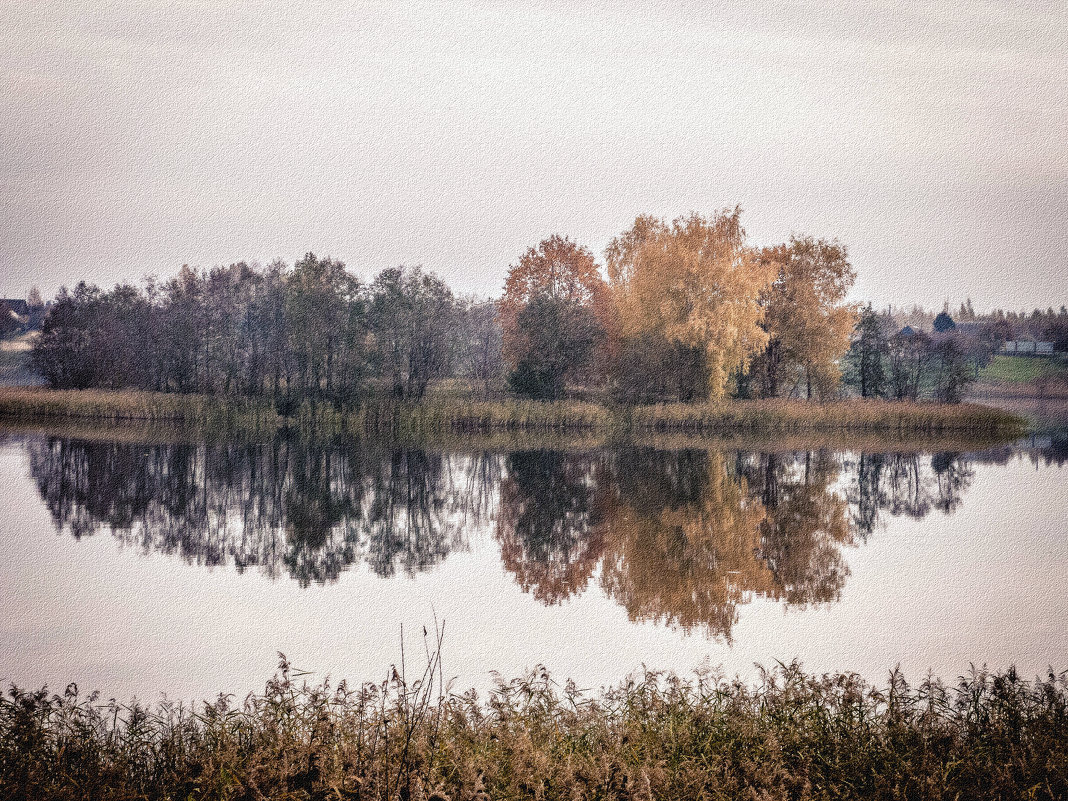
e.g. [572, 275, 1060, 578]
[367, 397, 1025, 438]
[0, 387, 1027, 440]
[360, 398, 614, 437]
[0, 388, 280, 435]
[2, 654, 1065, 800]
[627, 398, 1026, 435]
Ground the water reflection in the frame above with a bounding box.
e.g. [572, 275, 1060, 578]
[25, 435, 988, 637]
[845, 452, 975, 537]
[27, 439, 488, 586]
[495, 451, 605, 604]
[741, 451, 853, 608]
[599, 450, 771, 639]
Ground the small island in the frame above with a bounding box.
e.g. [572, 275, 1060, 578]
[4, 211, 1058, 441]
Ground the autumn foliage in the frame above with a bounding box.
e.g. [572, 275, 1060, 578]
[497, 235, 612, 399]
[501, 208, 856, 402]
[754, 236, 858, 399]
[605, 209, 775, 400]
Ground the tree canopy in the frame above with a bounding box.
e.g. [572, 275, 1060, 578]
[498, 235, 609, 400]
[754, 236, 857, 399]
[606, 209, 774, 400]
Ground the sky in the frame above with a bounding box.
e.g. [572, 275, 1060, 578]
[1, 1, 1066, 311]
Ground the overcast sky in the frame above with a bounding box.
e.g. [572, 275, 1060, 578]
[2, 1, 1065, 311]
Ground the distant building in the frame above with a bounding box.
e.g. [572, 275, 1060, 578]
[955, 321, 985, 336]
[1003, 339, 1035, 354]
[933, 311, 956, 333]
[1001, 339, 1055, 356]
[1, 299, 29, 317]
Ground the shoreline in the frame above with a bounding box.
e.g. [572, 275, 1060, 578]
[0, 387, 1028, 440]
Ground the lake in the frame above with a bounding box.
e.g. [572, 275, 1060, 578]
[1, 428, 1066, 702]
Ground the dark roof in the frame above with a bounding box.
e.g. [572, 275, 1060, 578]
[1, 299, 29, 316]
[933, 311, 957, 332]
[898, 325, 917, 337]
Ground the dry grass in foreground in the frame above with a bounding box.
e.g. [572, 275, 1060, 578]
[2, 656, 1066, 801]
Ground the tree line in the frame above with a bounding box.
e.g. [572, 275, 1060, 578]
[843, 305, 979, 403]
[499, 211, 857, 402]
[28, 208, 1051, 405]
[890, 300, 1068, 350]
[31, 256, 502, 404]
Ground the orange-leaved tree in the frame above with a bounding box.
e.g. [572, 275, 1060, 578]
[754, 236, 857, 399]
[498, 235, 611, 399]
[605, 209, 774, 401]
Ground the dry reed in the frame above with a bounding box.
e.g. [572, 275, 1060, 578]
[0, 388, 1027, 442]
[2, 653, 1065, 800]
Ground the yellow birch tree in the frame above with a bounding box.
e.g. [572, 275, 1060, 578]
[605, 209, 775, 400]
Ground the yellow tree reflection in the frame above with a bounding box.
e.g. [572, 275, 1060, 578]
[599, 453, 771, 640]
[750, 451, 853, 607]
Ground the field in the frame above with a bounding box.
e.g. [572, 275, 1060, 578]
[979, 354, 1068, 384]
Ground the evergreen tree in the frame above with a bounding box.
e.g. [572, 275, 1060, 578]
[847, 304, 887, 398]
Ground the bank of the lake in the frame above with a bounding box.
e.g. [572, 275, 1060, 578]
[3, 659, 1065, 801]
[0, 387, 1027, 440]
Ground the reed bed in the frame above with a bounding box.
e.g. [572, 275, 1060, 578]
[360, 399, 615, 437]
[0, 388, 1026, 441]
[627, 398, 1026, 436]
[0, 388, 280, 435]
[2, 656, 1065, 801]
[367, 397, 1025, 438]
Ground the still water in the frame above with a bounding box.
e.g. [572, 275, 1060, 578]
[1, 430, 1066, 701]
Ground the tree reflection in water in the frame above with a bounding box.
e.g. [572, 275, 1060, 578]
[27, 436, 976, 636]
[27, 438, 490, 586]
[846, 452, 975, 538]
[494, 450, 605, 604]
[495, 446, 974, 640]
[741, 451, 853, 608]
[598, 450, 770, 640]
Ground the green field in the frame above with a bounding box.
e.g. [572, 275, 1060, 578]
[979, 353, 1068, 383]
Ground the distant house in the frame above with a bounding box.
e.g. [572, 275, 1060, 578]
[1, 299, 29, 318]
[897, 325, 918, 337]
[1001, 339, 1055, 356]
[933, 311, 956, 333]
[955, 321, 985, 336]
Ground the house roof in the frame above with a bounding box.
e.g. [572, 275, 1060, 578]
[0, 299, 29, 316]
